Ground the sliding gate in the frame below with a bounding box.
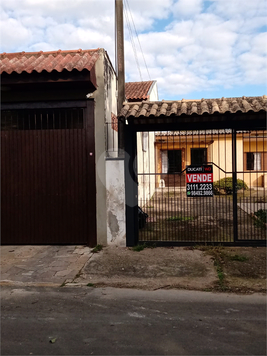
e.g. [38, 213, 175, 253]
[126, 127, 267, 246]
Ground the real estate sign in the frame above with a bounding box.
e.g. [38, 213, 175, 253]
[186, 165, 213, 197]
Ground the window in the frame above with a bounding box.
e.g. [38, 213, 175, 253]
[191, 148, 207, 165]
[142, 132, 148, 152]
[168, 150, 182, 173]
[1, 108, 84, 130]
[161, 150, 182, 174]
[246, 152, 261, 170]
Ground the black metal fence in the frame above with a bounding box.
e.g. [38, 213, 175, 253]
[137, 129, 266, 245]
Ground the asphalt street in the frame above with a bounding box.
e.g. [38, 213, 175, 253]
[1, 286, 266, 355]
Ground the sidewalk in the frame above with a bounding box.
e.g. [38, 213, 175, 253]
[1, 245, 266, 293]
[0, 245, 92, 287]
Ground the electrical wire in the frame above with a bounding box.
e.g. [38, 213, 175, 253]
[124, 1, 143, 81]
[125, 0, 151, 81]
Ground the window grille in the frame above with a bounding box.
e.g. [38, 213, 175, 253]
[1, 108, 84, 130]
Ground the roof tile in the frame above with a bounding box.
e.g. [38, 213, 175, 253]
[119, 96, 267, 119]
[0, 49, 100, 75]
[125, 81, 154, 100]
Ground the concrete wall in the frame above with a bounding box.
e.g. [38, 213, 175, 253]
[103, 52, 126, 246]
[93, 50, 126, 246]
[106, 159, 126, 245]
[104, 53, 119, 158]
[93, 49, 109, 246]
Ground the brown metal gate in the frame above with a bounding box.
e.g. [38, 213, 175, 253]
[1, 101, 96, 246]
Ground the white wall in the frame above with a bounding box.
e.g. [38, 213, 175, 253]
[94, 49, 108, 246]
[148, 81, 159, 101]
[137, 81, 158, 206]
[103, 51, 126, 246]
[137, 131, 156, 205]
[106, 160, 126, 245]
[94, 49, 125, 246]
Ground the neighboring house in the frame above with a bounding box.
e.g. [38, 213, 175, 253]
[125, 81, 158, 203]
[1, 48, 120, 246]
[121, 96, 267, 192]
[155, 129, 267, 188]
[125, 81, 158, 102]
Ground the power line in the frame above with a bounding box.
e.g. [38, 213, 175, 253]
[124, 0, 151, 81]
[124, 2, 143, 81]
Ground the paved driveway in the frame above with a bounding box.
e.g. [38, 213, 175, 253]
[1, 245, 92, 286]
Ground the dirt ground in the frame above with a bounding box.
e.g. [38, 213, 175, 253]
[139, 190, 266, 242]
[204, 246, 266, 293]
[75, 245, 266, 294]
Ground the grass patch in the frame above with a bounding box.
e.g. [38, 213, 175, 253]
[214, 260, 225, 285]
[91, 244, 103, 253]
[131, 242, 157, 252]
[86, 283, 95, 287]
[195, 246, 227, 290]
[228, 254, 248, 262]
[166, 216, 194, 222]
[132, 245, 145, 252]
[60, 280, 67, 287]
[254, 197, 266, 203]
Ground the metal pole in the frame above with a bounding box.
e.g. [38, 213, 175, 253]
[232, 128, 238, 242]
[115, 0, 125, 156]
[125, 125, 138, 246]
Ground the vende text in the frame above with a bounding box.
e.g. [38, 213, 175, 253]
[186, 173, 213, 183]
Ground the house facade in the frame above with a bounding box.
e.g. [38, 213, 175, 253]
[120, 96, 267, 246]
[1, 48, 119, 246]
[155, 129, 267, 188]
[125, 81, 158, 203]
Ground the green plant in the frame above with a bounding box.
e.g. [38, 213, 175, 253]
[254, 209, 267, 228]
[91, 244, 103, 253]
[86, 283, 95, 287]
[229, 254, 248, 262]
[195, 245, 227, 290]
[166, 216, 194, 222]
[60, 280, 67, 287]
[213, 177, 248, 195]
[131, 242, 157, 252]
[254, 209, 267, 223]
[215, 261, 225, 284]
[132, 244, 145, 252]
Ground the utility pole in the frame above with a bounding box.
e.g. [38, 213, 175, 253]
[115, 0, 125, 156]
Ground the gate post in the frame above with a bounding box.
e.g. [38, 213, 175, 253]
[125, 126, 138, 246]
[232, 128, 238, 242]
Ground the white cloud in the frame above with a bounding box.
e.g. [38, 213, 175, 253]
[0, 17, 32, 51]
[251, 32, 267, 55]
[210, 0, 267, 19]
[0, 0, 266, 98]
[172, 0, 203, 18]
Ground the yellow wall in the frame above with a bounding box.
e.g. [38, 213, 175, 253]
[242, 136, 267, 187]
[155, 132, 266, 187]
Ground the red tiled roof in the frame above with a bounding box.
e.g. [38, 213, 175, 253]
[0, 49, 100, 75]
[125, 81, 154, 100]
[119, 96, 267, 119]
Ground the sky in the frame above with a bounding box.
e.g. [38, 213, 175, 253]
[0, 0, 267, 100]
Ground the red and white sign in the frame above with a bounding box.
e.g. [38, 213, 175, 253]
[186, 173, 213, 183]
[186, 165, 214, 197]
